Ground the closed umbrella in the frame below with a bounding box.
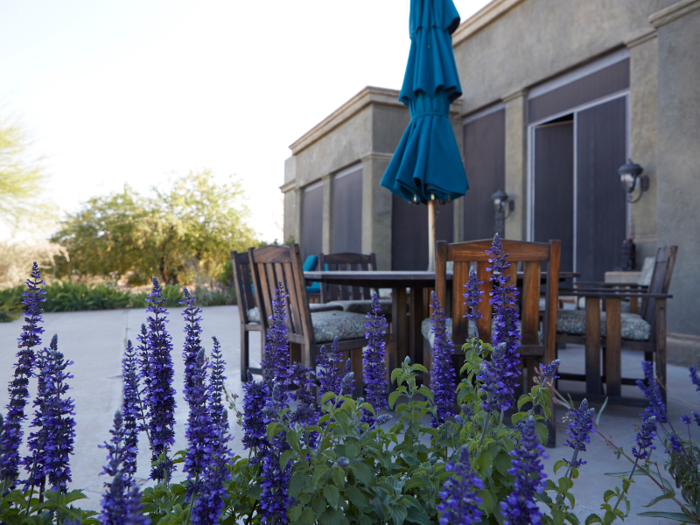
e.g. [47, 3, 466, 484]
[380, 0, 468, 270]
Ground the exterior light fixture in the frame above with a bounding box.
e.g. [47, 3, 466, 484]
[618, 159, 649, 203]
[491, 189, 510, 238]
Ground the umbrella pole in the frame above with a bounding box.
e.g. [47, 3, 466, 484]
[428, 199, 436, 272]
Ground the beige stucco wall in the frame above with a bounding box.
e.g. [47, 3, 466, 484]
[653, 1, 700, 336]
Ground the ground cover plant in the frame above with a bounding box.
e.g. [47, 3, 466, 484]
[1, 235, 699, 524]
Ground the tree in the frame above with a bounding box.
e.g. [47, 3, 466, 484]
[51, 170, 258, 285]
[0, 116, 53, 227]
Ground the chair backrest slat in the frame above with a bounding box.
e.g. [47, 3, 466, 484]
[437, 238, 561, 364]
[641, 245, 678, 326]
[319, 252, 377, 303]
[231, 251, 257, 323]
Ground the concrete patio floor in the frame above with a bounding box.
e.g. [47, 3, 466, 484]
[0, 306, 696, 523]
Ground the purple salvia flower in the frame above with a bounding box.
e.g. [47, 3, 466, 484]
[692, 411, 700, 428]
[262, 282, 291, 384]
[208, 337, 227, 432]
[341, 359, 355, 396]
[485, 233, 521, 407]
[681, 414, 691, 425]
[436, 446, 484, 525]
[181, 287, 203, 409]
[22, 345, 51, 492]
[668, 433, 683, 454]
[316, 337, 343, 400]
[259, 383, 292, 524]
[689, 366, 700, 392]
[121, 341, 140, 479]
[636, 361, 666, 423]
[463, 268, 484, 342]
[100, 470, 149, 525]
[136, 323, 151, 428]
[542, 359, 561, 381]
[241, 372, 270, 464]
[563, 399, 596, 469]
[500, 418, 547, 525]
[285, 363, 318, 429]
[0, 262, 45, 487]
[477, 343, 512, 413]
[362, 292, 388, 425]
[632, 416, 657, 460]
[429, 292, 455, 427]
[144, 277, 177, 483]
[184, 349, 215, 499]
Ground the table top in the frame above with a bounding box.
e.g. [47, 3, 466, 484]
[304, 270, 577, 288]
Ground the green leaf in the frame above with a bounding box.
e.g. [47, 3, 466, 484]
[280, 449, 295, 470]
[595, 397, 608, 426]
[344, 485, 369, 510]
[391, 368, 403, 384]
[517, 395, 533, 410]
[478, 489, 493, 514]
[390, 504, 409, 525]
[302, 507, 315, 525]
[359, 402, 375, 415]
[321, 391, 336, 405]
[493, 451, 512, 477]
[603, 471, 634, 478]
[289, 472, 306, 497]
[346, 441, 361, 458]
[643, 490, 676, 507]
[320, 508, 345, 525]
[324, 485, 340, 510]
[637, 511, 696, 523]
[585, 514, 603, 524]
[406, 503, 431, 525]
[332, 466, 346, 488]
[312, 496, 328, 517]
[558, 477, 574, 493]
[290, 505, 303, 522]
[475, 451, 493, 476]
[267, 422, 285, 440]
[553, 460, 568, 475]
[351, 461, 374, 486]
[535, 422, 549, 445]
[417, 385, 434, 401]
[389, 391, 402, 409]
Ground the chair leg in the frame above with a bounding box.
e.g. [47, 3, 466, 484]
[290, 343, 302, 366]
[240, 328, 249, 382]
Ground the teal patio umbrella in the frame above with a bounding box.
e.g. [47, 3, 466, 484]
[380, 0, 468, 270]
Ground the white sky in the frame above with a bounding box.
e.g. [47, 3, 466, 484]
[0, 0, 491, 243]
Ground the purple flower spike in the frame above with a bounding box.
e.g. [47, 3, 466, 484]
[485, 234, 522, 405]
[242, 373, 270, 464]
[317, 337, 344, 400]
[362, 292, 388, 425]
[429, 292, 455, 427]
[501, 419, 547, 525]
[181, 287, 204, 410]
[209, 337, 228, 432]
[121, 341, 140, 478]
[144, 277, 177, 483]
[436, 446, 484, 525]
[563, 399, 596, 469]
[0, 262, 46, 487]
[24, 335, 76, 493]
[632, 416, 657, 460]
[636, 361, 666, 423]
[477, 343, 512, 413]
[689, 366, 700, 392]
[262, 282, 291, 384]
[463, 268, 484, 337]
[542, 359, 561, 381]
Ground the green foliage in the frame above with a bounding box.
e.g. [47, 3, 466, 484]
[0, 281, 236, 320]
[0, 487, 98, 525]
[51, 170, 258, 285]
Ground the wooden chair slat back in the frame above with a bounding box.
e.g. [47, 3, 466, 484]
[319, 252, 377, 303]
[231, 251, 256, 323]
[249, 244, 313, 341]
[641, 246, 678, 325]
[436, 238, 561, 364]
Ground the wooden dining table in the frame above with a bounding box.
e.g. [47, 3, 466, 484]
[304, 270, 577, 375]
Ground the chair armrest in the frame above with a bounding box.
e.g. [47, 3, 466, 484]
[573, 281, 647, 289]
[559, 289, 672, 299]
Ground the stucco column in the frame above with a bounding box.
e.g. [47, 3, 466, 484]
[292, 188, 302, 247]
[322, 174, 333, 253]
[650, 0, 700, 337]
[626, 28, 659, 264]
[502, 90, 528, 241]
[361, 153, 393, 270]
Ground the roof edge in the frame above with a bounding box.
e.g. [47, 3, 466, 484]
[452, 0, 527, 47]
[289, 86, 403, 155]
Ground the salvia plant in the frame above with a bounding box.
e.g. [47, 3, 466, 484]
[3, 237, 700, 524]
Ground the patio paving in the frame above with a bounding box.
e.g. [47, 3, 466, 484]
[0, 306, 695, 522]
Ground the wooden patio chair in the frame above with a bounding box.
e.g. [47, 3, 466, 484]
[556, 245, 677, 405]
[233, 250, 343, 382]
[231, 251, 265, 382]
[248, 244, 386, 389]
[319, 252, 392, 317]
[424, 239, 562, 392]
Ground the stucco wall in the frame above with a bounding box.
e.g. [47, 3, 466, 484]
[654, 3, 700, 336]
[453, 0, 675, 115]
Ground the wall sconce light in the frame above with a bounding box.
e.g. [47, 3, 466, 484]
[491, 189, 510, 238]
[618, 159, 649, 203]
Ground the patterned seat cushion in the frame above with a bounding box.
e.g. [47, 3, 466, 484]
[421, 318, 542, 349]
[556, 309, 650, 341]
[327, 299, 392, 316]
[247, 303, 342, 324]
[312, 311, 367, 343]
